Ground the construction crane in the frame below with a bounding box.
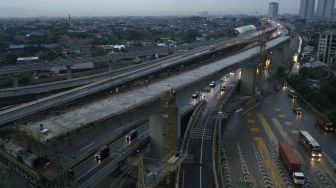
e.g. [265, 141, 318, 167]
[257, 20, 267, 78]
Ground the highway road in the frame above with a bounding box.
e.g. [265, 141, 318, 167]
[180, 75, 238, 188]
[72, 123, 148, 182]
[220, 80, 336, 188]
[0, 21, 281, 126]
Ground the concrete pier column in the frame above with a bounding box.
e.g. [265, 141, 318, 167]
[12, 74, 19, 87]
[66, 65, 72, 79]
[271, 48, 283, 74]
[240, 65, 256, 95]
[149, 114, 164, 159]
[282, 42, 290, 68]
[271, 42, 290, 74]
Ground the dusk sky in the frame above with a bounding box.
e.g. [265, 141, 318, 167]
[0, 0, 303, 17]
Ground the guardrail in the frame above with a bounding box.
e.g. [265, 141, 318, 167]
[212, 81, 240, 188]
[175, 100, 207, 188]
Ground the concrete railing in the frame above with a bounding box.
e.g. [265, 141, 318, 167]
[212, 81, 239, 188]
[175, 100, 207, 188]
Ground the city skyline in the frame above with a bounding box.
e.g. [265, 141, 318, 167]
[0, 0, 301, 17]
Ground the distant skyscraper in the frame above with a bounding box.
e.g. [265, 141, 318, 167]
[317, 0, 326, 17]
[68, 14, 71, 26]
[317, 0, 335, 18]
[269, 2, 279, 17]
[325, 0, 335, 18]
[300, 0, 315, 18]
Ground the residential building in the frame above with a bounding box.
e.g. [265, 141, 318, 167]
[318, 30, 336, 64]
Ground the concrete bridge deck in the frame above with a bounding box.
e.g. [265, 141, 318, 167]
[16, 36, 289, 144]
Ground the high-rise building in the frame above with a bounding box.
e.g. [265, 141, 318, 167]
[317, 0, 326, 17]
[269, 2, 279, 17]
[68, 14, 71, 27]
[325, 0, 335, 18]
[300, 0, 315, 18]
[318, 30, 336, 64]
[317, 0, 335, 18]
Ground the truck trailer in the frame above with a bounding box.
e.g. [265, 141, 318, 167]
[278, 142, 305, 184]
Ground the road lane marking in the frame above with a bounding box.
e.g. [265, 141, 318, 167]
[270, 118, 293, 146]
[249, 128, 259, 132]
[79, 142, 95, 152]
[256, 113, 278, 145]
[253, 137, 282, 188]
[290, 130, 299, 134]
[319, 159, 336, 184]
[278, 114, 286, 118]
[199, 111, 212, 188]
[273, 108, 281, 112]
[236, 108, 243, 113]
[284, 121, 294, 126]
[247, 119, 255, 124]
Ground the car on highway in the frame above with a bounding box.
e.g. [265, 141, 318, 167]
[191, 92, 199, 99]
[95, 145, 110, 161]
[283, 81, 288, 86]
[288, 89, 297, 98]
[126, 130, 138, 141]
[220, 86, 226, 92]
[293, 106, 302, 115]
[209, 81, 216, 88]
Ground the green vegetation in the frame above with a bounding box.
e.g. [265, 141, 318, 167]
[0, 72, 33, 88]
[287, 67, 336, 124]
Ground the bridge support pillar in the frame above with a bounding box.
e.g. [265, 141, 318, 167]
[66, 65, 72, 79]
[270, 42, 290, 74]
[149, 89, 179, 159]
[240, 65, 256, 95]
[12, 74, 19, 87]
[149, 114, 165, 159]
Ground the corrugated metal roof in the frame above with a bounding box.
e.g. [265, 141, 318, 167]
[233, 25, 257, 35]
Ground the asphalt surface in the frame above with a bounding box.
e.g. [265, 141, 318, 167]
[72, 123, 149, 181]
[221, 80, 336, 188]
[181, 75, 237, 188]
